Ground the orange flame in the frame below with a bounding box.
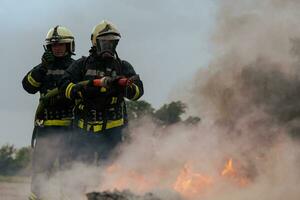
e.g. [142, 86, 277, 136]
[221, 158, 250, 186]
[173, 163, 213, 198]
[103, 158, 251, 199]
[221, 158, 235, 176]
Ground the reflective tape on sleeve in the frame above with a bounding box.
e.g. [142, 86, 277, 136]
[27, 72, 41, 88]
[65, 82, 75, 99]
[130, 83, 140, 101]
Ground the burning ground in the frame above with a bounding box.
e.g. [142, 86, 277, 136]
[79, 121, 299, 200]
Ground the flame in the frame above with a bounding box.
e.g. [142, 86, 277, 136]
[221, 158, 235, 176]
[173, 159, 251, 198]
[221, 158, 250, 186]
[102, 158, 250, 199]
[173, 163, 213, 198]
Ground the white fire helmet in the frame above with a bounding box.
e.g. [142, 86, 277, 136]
[45, 25, 75, 54]
[90, 20, 121, 47]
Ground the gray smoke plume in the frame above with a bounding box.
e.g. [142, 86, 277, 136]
[188, 0, 300, 135]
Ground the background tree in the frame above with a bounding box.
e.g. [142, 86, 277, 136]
[154, 101, 186, 125]
[14, 146, 32, 175]
[126, 100, 155, 120]
[127, 100, 201, 126]
[0, 145, 32, 176]
[0, 144, 16, 175]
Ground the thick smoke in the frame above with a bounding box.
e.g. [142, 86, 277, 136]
[20, 0, 300, 199]
[189, 0, 300, 135]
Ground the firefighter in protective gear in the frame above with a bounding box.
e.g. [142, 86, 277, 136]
[59, 20, 144, 164]
[22, 25, 75, 200]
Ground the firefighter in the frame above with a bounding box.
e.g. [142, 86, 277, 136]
[59, 20, 144, 165]
[22, 25, 75, 200]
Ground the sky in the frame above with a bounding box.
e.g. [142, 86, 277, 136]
[0, 0, 218, 147]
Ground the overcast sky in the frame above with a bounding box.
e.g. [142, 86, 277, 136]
[0, 0, 217, 147]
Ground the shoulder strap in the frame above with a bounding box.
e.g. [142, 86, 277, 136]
[114, 52, 123, 74]
[81, 56, 90, 75]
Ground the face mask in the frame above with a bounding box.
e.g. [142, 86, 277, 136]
[96, 38, 118, 57]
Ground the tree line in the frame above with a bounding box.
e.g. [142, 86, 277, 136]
[0, 100, 200, 176]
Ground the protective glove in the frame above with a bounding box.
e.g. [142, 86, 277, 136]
[118, 75, 142, 99]
[70, 83, 84, 99]
[41, 50, 55, 66]
[101, 77, 130, 96]
[69, 80, 100, 99]
[30, 52, 55, 81]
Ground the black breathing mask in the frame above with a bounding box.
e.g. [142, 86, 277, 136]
[96, 37, 118, 58]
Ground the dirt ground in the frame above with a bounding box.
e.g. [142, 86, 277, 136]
[0, 178, 30, 200]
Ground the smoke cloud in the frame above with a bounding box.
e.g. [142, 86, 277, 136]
[188, 0, 300, 134]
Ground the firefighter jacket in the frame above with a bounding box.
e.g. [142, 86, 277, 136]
[22, 56, 75, 127]
[59, 54, 144, 133]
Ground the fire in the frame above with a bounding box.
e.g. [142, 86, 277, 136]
[173, 159, 251, 198]
[173, 163, 213, 198]
[221, 158, 250, 186]
[103, 158, 250, 199]
[221, 158, 235, 176]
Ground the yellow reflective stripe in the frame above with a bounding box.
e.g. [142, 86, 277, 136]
[78, 104, 84, 110]
[43, 119, 71, 126]
[65, 82, 75, 99]
[29, 192, 38, 200]
[78, 119, 84, 128]
[111, 97, 118, 104]
[106, 118, 124, 129]
[92, 119, 124, 132]
[78, 91, 83, 98]
[130, 83, 140, 101]
[100, 87, 107, 92]
[78, 119, 103, 131]
[91, 124, 102, 132]
[77, 118, 124, 132]
[27, 72, 41, 87]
